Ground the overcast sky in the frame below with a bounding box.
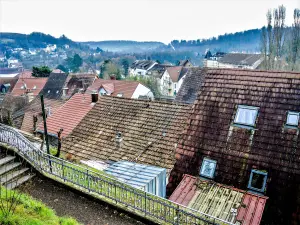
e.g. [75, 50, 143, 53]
[0, 0, 299, 43]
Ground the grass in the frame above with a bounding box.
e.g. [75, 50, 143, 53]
[0, 186, 81, 225]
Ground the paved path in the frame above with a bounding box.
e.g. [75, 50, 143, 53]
[22, 176, 149, 225]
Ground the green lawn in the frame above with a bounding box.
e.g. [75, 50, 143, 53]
[0, 187, 81, 225]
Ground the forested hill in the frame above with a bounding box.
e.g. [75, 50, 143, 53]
[83, 40, 166, 53]
[0, 32, 83, 50]
[168, 28, 262, 53]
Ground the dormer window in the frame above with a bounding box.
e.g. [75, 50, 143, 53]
[286, 111, 299, 127]
[234, 105, 259, 127]
[200, 158, 217, 179]
[248, 169, 267, 193]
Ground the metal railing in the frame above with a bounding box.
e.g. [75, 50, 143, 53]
[0, 124, 233, 225]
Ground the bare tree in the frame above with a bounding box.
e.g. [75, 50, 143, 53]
[291, 9, 300, 71]
[261, 6, 286, 70]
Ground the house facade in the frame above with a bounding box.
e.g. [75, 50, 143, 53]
[204, 53, 263, 69]
[169, 68, 300, 224]
[129, 60, 157, 76]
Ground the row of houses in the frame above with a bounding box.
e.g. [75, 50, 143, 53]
[2, 66, 300, 224]
[129, 59, 193, 97]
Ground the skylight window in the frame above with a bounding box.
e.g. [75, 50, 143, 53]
[234, 105, 259, 126]
[200, 158, 217, 179]
[117, 93, 123, 97]
[248, 169, 267, 193]
[286, 112, 299, 127]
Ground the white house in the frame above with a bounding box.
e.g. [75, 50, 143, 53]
[204, 53, 263, 69]
[130, 60, 157, 76]
[86, 78, 154, 100]
[44, 44, 57, 53]
[146, 65, 188, 97]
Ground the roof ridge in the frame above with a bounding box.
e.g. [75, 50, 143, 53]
[205, 67, 300, 75]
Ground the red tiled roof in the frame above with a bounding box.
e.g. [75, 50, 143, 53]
[169, 174, 267, 225]
[86, 79, 140, 98]
[19, 71, 33, 78]
[166, 66, 183, 82]
[16, 97, 64, 133]
[11, 77, 48, 96]
[37, 93, 95, 137]
[170, 68, 300, 223]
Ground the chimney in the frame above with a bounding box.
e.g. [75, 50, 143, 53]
[91, 92, 99, 103]
[62, 87, 68, 97]
[26, 91, 34, 103]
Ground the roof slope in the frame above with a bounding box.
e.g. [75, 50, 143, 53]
[62, 96, 190, 169]
[86, 79, 140, 98]
[218, 53, 263, 66]
[11, 77, 48, 96]
[173, 68, 300, 187]
[36, 93, 95, 137]
[63, 74, 96, 99]
[169, 174, 267, 225]
[39, 73, 68, 99]
[15, 97, 64, 133]
[174, 67, 206, 104]
[131, 60, 156, 70]
[166, 66, 183, 82]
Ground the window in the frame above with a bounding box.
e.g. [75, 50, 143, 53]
[286, 111, 299, 127]
[200, 158, 217, 179]
[117, 93, 123, 97]
[234, 105, 259, 126]
[247, 169, 267, 193]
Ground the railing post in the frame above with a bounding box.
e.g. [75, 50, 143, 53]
[144, 191, 147, 216]
[87, 169, 90, 192]
[176, 204, 180, 225]
[62, 160, 65, 182]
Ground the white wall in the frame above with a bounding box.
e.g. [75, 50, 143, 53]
[132, 83, 154, 99]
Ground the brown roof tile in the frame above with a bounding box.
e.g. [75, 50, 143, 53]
[62, 96, 190, 169]
[170, 68, 300, 223]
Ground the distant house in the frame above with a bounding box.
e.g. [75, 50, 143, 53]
[12, 72, 69, 134]
[0, 54, 5, 62]
[0, 68, 22, 78]
[86, 78, 153, 99]
[178, 59, 193, 67]
[7, 57, 18, 65]
[169, 174, 267, 225]
[129, 60, 157, 76]
[61, 96, 190, 183]
[11, 77, 48, 102]
[204, 53, 263, 69]
[44, 44, 57, 53]
[36, 93, 96, 143]
[169, 68, 300, 224]
[174, 68, 206, 104]
[62, 73, 97, 99]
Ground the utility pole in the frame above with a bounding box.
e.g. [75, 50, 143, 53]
[40, 94, 50, 155]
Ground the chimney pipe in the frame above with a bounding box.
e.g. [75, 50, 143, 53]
[91, 93, 99, 103]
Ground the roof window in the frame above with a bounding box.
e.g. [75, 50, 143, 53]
[200, 158, 217, 179]
[234, 105, 259, 127]
[117, 93, 123, 97]
[286, 111, 299, 127]
[248, 169, 267, 193]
